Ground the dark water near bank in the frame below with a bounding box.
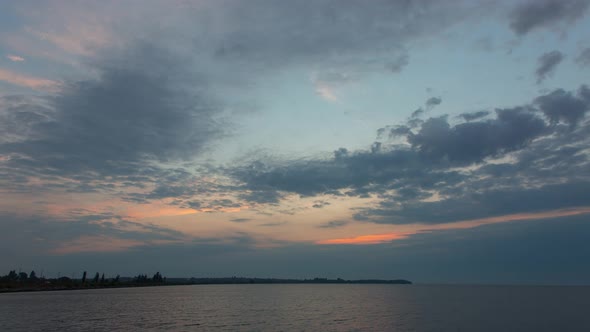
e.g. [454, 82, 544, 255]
[1, 284, 589, 331]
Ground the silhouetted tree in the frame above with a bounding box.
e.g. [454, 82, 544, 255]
[7, 270, 18, 281]
[29, 270, 38, 281]
[82, 271, 87, 283]
[18, 272, 28, 281]
[134, 274, 149, 283]
[93, 272, 100, 283]
[152, 272, 164, 283]
[100, 273, 105, 283]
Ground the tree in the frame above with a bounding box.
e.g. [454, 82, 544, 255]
[7, 270, 18, 281]
[152, 272, 164, 283]
[100, 273, 105, 283]
[93, 272, 100, 283]
[29, 270, 38, 281]
[82, 271, 87, 283]
[18, 272, 28, 281]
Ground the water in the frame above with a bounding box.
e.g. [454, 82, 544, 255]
[1, 284, 589, 331]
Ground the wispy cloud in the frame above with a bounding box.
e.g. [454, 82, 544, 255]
[0, 68, 58, 91]
[6, 54, 25, 62]
[318, 207, 590, 245]
[317, 232, 409, 245]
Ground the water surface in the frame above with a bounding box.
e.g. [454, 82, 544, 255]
[1, 284, 589, 331]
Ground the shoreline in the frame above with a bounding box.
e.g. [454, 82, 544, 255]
[1, 278, 412, 294]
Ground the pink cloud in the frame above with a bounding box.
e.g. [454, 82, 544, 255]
[6, 54, 25, 62]
[0, 68, 59, 91]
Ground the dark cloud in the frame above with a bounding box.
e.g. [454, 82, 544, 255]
[575, 47, 590, 67]
[0, 212, 185, 257]
[509, 0, 590, 36]
[230, 218, 252, 223]
[1, 45, 225, 175]
[232, 86, 590, 226]
[408, 107, 547, 164]
[410, 108, 424, 119]
[318, 220, 349, 228]
[387, 54, 409, 73]
[209, 1, 475, 69]
[425, 96, 442, 109]
[355, 181, 590, 224]
[535, 50, 564, 83]
[534, 85, 590, 126]
[459, 110, 490, 122]
[312, 200, 331, 209]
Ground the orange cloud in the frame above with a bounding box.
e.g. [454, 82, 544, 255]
[317, 207, 590, 245]
[317, 232, 409, 245]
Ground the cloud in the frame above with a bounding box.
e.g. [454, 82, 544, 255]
[230, 218, 252, 223]
[576, 47, 590, 67]
[317, 232, 408, 245]
[425, 96, 442, 109]
[317, 220, 349, 228]
[386, 54, 409, 73]
[535, 50, 564, 83]
[232, 86, 590, 229]
[0, 43, 227, 183]
[312, 200, 331, 209]
[354, 182, 590, 224]
[6, 214, 589, 283]
[209, 1, 474, 68]
[534, 85, 590, 126]
[315, 84, 339, 102]
[6, 55, 25, 62]
[408, 108, 547, 164]
[459, 110, 490, 122]
[0, 212, 186, 256]
[0, 68, 58, 91]
[509, 0, 590, 36]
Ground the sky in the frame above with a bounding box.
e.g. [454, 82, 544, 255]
[1, 0, 590, 284]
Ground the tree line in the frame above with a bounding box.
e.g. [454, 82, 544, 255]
[0, 269, 166, 291]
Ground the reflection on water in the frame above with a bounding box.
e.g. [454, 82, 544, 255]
[1, 284, 589, 331]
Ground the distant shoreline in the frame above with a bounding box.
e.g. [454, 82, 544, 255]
[0, 277, 412, 294]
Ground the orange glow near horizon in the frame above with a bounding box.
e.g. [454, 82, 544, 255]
[316, 232, 409, 245]
[317, 207, 590, 246]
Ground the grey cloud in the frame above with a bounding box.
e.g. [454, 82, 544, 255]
[387, 54, 409, 73]
[410, 108, 424, 119]
[575, 47, 590, 67]
[0, 212, 185, 257]
[238, 190, 283, 204]
[354, 181, 590, 224]
[312, 200, 331, 209]
[473, 36, 494, 52]
[408, 107, 547, 164]
[318, 220, 349, 228]
[0, 43, 235, 208]
[509, 0, 590, 36]
[208, 1, 471, 68]
[534, 85, 590, 126]
[535, 50, 564, 83]
[230, 218, 251, 223]
[459, 110, 490, 122]
[232, 86, 589, 225]
[425, 97, 442, 109]
[0, 43, 227, 200]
